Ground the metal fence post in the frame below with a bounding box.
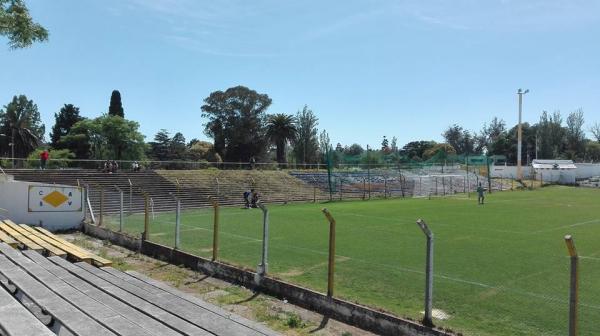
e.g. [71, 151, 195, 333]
[256, 202, 269, 283]
[174, 196, 181, 249]
[210, 197, 220, 261]
[143, 193, 149, 241]
[339, 179, 343, 201]
[99, 186, 104, 226]
[128, 179, 133, 215]
[321, 208, 336, 297]
[416, 219, 434, 327]
[565, 235, 578, 336]
[384, 178, 388, 199]
[115, 185, 124, 232]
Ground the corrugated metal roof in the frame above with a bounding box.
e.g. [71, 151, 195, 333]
[532, 160, 577, 169]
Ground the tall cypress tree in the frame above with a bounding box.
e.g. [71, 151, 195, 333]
[108, 90, 124, 117]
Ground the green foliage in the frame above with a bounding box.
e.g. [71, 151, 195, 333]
[25, 148, 74, 168]
[0, 0, 48, 49]
[284, 313, 305, 329]
[266, 113, 296, 164]
[423, 143, 456, 160]
[292, 105, 319, 164]
[442, 124, 477, 155]
[201, 86, 271, 162]
[63, 115, 145, 160]
[108, 90, 124, 117]
[50, 104, 83, 149]
[400, 140, 436, 161]
[0, 94, 44, 158]
[585, 141, 600, 161]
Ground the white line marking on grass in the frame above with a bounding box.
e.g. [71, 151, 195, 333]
[580, 256, 600, 261]
[151, 218, 600, 311]
[532, 219, 600, 233]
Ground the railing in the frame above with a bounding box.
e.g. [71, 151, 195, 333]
[0, 157, 478, 172]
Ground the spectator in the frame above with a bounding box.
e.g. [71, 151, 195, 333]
[251, 190, 260, 208]
[249, 156, 256, 170]
[243, 189, 252, 208]
[111, 160, 118, 174]
[132, 161, 140, 172]
[39, 149, 49, 170]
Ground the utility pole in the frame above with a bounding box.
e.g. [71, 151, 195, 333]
[517, 89, 529, 180]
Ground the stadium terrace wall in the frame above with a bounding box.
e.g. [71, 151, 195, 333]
[82, 222, 454, 336]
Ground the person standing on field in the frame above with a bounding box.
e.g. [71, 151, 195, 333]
[40, 149, 49, 170]
[477, 182, 485, 205]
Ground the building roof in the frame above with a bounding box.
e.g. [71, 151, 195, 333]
[532, 159, 577, 170]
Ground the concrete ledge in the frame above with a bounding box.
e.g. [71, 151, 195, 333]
[82, 223, 453, 336]
[81, 223, 141, 251]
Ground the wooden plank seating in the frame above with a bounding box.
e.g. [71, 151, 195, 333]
[24, 250, 187, 336]
[0, 245, 117, 336]
[34, 226, 112, 267]
[0, 284, 55, 336]
[0, 229, 18, 248]
[0, 244, 149, 336]
[48, 256, 213, 336]
[0, 222, 44, 252]
[1, 221, 67, 258]
[77, 262, 269, 336]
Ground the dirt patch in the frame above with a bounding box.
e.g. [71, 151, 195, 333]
[63, 232, 375, 336]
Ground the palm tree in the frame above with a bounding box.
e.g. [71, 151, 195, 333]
[0, 95, 44, 161]
[266, 114, 297, 165]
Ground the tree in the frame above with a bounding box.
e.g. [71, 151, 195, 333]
[187, 141, 221, 162]
[585, 141, 600, 162]
[537, 111, 565, 159]
[381, 136, 390, 153]
[148, 129, 171, 161]
[108, 90, 124, 117]
[390, 136, 398, 153]
[400, 141, 436, 160]
[319, 129, 331, 163]
[590, 123, 600, 142]
[565, 109, 585, 160]
[50, 104, 83, 148]
[170, 132, 187, 160]
[266, 113, 296, 164]
[344, 143, 364, 156]
[476, 117, 506, 154]
[442, 125, 477, 155]
[64, 115, 145, 160]
[0, 95, 44, 158]
[0, 0, 48, 49]
[292, 105, 319, 164]
[201, 86, 271, 162]
[423, 143, 456, 160]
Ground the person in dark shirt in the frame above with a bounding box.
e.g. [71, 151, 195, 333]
[477, 182, 485, 205]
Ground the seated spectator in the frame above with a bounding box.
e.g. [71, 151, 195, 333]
[251, 190, 260, 208]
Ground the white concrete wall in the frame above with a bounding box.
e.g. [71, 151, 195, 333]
[490, 165, 534, 179]
[573, 163, 600, 179]
[0, 178, 83, 231]
[491, 163, 600, 181]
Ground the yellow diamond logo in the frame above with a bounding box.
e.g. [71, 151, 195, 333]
[43, 191, 69, 208]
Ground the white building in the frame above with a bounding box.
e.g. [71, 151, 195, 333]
[532, 159, 577, 184]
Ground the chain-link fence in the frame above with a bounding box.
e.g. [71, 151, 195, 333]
[84, 182, 600, 336]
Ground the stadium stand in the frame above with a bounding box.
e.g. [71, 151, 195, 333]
[0, 243, 279, 335]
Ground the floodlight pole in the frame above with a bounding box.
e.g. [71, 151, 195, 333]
[210, 197, 220, 261]
[517, 89, 529, 180]
[416, 219, 434, 327]
[565, 235, 578, 336]
[256, 202, 269, 283]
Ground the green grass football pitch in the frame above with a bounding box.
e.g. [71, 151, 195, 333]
[106, 186, 600, 336]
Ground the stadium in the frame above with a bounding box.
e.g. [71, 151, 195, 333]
[1, 2, 600, 336]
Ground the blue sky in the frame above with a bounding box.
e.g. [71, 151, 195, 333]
[1, 0, 599, 148]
